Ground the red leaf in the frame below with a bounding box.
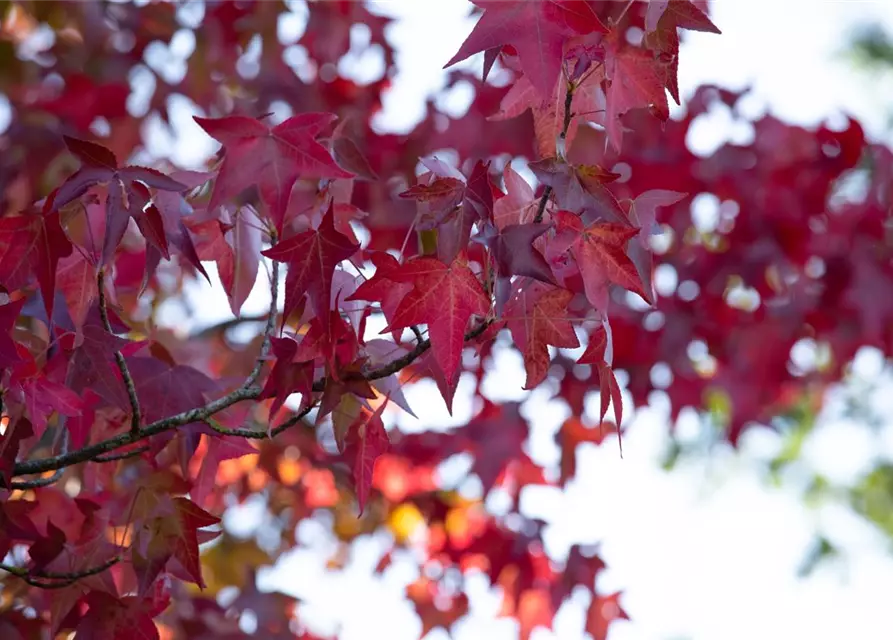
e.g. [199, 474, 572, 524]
[445, 0, 607, 96]
[384, 255, 491, 385]
[52, 136, 187, 266]
[343, 400, 390, 514]
[0, 298, 25, 370]
[585, 591, 629, 640]
[262, 204, 359, 334]
[0, 205, 73, 322]
[553, 211, 650, 311]
[603, 36, 671, 152]
[645, 0, 721, 34]
[194, 113, 352, 231]
[506, 282, 580, 389]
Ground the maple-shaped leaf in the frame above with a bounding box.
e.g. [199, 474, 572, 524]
[262, 204, 359, 333]
[193, 113, 352, 231]
[342, 400, 389, 514]
[6, 352, 82, 439]
[528, 158, 630, 226]
[384, 255, 491, 385]
[60, 323, 132, 412]
[552, 210, 650, 311]
[400, 177, 467, 228]
[445, 0, 607, 96]
[0, 298, 25, 370]
[136, 496, 220, 591]
[628, 189, 686, 244]
[603, 34, 670, 152]
[51, 136, 187, 266]
[347, 251, 413, 340]
[0, 204, 73, 322]
[125, 355, 220, 429]
[586, 591, 629, 640]
[506, 282, 580, 389]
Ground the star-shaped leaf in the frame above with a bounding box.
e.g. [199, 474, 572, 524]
[445, 0, 607, 96]
[384, 255, 491, 385]
[553, 211, 650, 312]
[194, 113, 352, 231]
[262, 204, 359, 333]
[51, 135, 187, 266]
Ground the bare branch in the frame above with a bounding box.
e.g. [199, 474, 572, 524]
[0, 556, 120, 590]
[93, 445, 149, 463]
[203, 401, 315, 439]
[97, 270, 141, 434]
[193, 313, 267, 339]
[12, 319, 494, 477]
[5, 423, 69, 490]
[7, 470, 63, 490]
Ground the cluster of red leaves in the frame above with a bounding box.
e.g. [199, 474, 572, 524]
[0, 1, 887, 638]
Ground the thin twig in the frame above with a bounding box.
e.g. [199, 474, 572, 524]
[533, 80, 576, 224]
[7, 470, 63, 490]
[93, 445, 149, 463]
[97, 270, 141, 434]
[5, 429, 68, 490]
[193, 313, 267, 338]
[203, 401, 315, 440]
[12, 319, 493, 477]
[0, 556, 120, 589]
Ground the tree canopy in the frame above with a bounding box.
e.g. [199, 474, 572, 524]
[0, 1, 890, 638]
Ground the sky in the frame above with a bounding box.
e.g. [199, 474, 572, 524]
[142, 1, 893, 639]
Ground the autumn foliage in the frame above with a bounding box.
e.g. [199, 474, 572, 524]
[0, 0, 889, 638]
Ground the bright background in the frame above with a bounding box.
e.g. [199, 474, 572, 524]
[149, 2, 893, 639]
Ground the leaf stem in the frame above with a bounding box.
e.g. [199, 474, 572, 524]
[97, 270, 141, 434]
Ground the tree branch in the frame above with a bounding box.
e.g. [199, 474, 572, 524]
[7, 470, 63, 490]
[193, 313, 267, 339]
[204, 401, 315, 439]
[12, 318, 494, 477]
[98, 270, 141, 434]
[533, 79, 576, 224]
[93, 445, 149, 463]
[0, 556, 120, 589]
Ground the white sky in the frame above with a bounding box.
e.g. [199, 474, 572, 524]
[146, 1, 893, 639]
